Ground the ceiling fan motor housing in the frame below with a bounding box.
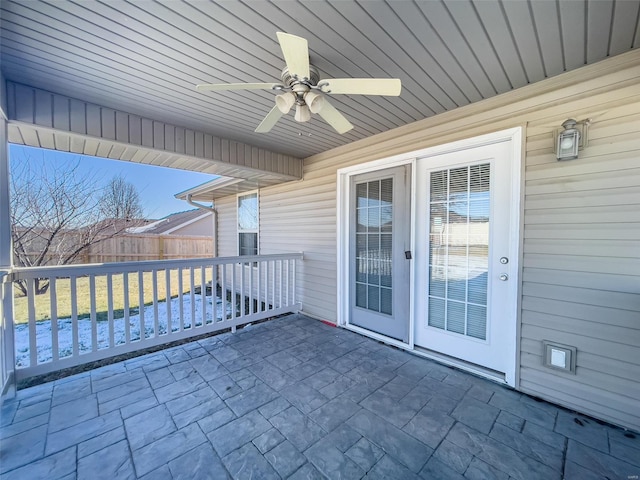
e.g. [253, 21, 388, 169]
[281, 65, 320, 87]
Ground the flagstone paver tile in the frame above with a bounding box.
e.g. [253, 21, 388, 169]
[207, 410, 271, 457]
[168, 443, 230, 480]
[1, 446, 75, 480]
[264, 440, 307, 478]
[77, 439, 135, 480]
[347, 409, 432, 473]
[366, 454, 422, 480]
[131, 423, 207, 477]
[222, 442, 279, 480]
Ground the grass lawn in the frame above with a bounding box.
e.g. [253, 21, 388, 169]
[13, 269, 214, 325]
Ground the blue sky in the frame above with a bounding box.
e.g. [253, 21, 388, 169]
[9, 145, 215, 219]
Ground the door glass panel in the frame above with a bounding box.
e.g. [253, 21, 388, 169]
[355, 178, 393, 315]
[427, 164, 489, 340]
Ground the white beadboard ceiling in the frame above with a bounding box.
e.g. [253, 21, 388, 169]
[1, 0, 639, 159]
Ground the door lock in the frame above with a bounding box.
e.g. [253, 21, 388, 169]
[404, 251, 412, 260]
[500, 257, 509, 264]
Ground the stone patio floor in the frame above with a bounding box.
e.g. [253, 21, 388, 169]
[0, 314, 638, 479]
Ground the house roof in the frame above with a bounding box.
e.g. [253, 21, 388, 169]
[175, 177, 256, 202]
[127, 209, 211, 235]
[1, 0, 638, 162]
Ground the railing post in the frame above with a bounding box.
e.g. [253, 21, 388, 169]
[0, 102, 16, 399]
[1, 274, 16, 399]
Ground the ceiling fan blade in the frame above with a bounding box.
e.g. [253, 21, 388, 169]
[321, 78, 402, 96]
[318, 99, 354, 134]
[276, 32, 310, 80]
[196, 83, 278, 91]
[255, 105, 284, 133]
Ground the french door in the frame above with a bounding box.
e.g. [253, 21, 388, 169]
[414, 141, 517, 375]
[349, 165, 411, 342]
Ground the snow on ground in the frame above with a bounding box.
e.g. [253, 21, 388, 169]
[14, 294, 228, 367]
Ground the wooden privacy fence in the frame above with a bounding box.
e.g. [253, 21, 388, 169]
[86, 234, 214, 263]
[20, 234, 214, 265]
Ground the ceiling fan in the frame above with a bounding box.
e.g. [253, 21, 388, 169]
[196, 32, 402, 134]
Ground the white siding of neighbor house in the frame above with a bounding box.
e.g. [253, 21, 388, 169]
[213, 51, 640, 431]
[168, 215, 214, 237]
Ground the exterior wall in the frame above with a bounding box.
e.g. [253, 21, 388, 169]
[213, 51, 640, 430]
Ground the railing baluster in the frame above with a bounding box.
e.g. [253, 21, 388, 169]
[278, 260, 283, 309]
[231, 262, 237, 318]
[189, 267, 195, 329]
[50, 277, 59, 362]
[257, 261, 262, 313]
[178, 267, 184, 332]
[165, 268, 171, 335]
[249, 262, 254, 316]
[138, 270, 145, 341]
[212, 264, 218, 322]
[123, 273, 130, 345]
[286, 259, 290, 307]
[240, 261, 245, 317]
[201, 266, 206, 327]
[27, 278, 37, 366]
[221, 264, 228, 321]
[70, 276, 78, 357]
[107, 273, 114, 348]
[264, 260, 269, 311]
[152, 270, 159, 337]
[292, 258, 297, 306]
[271, 260, 275, 310]
[90, 275, 97, 352]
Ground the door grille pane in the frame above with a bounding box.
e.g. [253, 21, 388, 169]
[427, 164, 490, 340]
[355, 178, 393, 315]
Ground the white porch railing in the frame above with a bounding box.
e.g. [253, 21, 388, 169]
[4, 253, 302, 382]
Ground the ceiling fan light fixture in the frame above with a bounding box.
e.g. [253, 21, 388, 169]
[304, 91, 325, 114]
[275, 92, 296, 114]
[295, 104, 311, 122]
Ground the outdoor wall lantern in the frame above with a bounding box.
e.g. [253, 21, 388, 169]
[556, 118, 590, 161]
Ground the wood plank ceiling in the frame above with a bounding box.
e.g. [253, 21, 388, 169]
[1, 0, 639, 159]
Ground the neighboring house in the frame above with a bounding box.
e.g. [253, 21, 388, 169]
[127, 209, 213, 237]
[0, 2, 638, 435]
[89, 210, 214, 262]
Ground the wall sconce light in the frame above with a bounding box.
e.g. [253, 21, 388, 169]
[556, 118, 590, 161]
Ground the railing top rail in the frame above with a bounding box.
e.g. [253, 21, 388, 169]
[11, 252, 304, 280]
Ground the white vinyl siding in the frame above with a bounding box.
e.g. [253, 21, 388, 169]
[212, 52, 640, 431]
[520, 106, 640, 430]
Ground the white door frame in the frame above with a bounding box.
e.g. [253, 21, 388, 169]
[337, 127, 522, 386]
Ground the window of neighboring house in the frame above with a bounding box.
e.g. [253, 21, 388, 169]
[238, 191, 258, 256]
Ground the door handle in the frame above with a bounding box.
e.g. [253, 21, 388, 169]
[499, 274, 509, 281]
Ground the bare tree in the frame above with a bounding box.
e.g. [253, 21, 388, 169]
[10, 155, 144, 295]
[100, 175, 143, 221]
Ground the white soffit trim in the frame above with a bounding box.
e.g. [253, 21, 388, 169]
[175, 176, 243, 200]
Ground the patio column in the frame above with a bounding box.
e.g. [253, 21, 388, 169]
[0, 73, 16, 397]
